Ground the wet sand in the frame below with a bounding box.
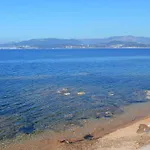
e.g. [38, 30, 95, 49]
[1, 102, 150, 150]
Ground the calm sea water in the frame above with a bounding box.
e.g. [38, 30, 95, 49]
[0, 49, 150, 140]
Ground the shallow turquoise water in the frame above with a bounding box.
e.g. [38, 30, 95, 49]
[0, 49, 150, 140]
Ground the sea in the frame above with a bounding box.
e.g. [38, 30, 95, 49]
[0, 48, 150, 141]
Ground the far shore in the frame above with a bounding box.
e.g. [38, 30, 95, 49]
[0, 47, 150, 50]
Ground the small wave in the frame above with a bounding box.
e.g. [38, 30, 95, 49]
[0, 75, 53, 80]
[0, 56, 150, 64]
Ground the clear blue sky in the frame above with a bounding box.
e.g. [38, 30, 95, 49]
[0, 0, 150, 41]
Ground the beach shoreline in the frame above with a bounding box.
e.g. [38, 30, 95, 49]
[1, 102, 150, 150]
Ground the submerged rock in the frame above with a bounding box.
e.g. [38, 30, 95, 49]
[64, 114, 73, 120]
[19, 124, 35, 134]
[77, 92, 85, 96]
[57, 88, 70, 94]
[108, 92, 115, 96]
[59, 138, 83, 144]
[96, 112, 101, 119]
[104, 111, 113, 118]
[144, 90, 150, 100]
[137, 124, 150, 134]
[59, 134, 94, 144]
[83, 134, 93, 140]
[57, 88, 71, 96]
[59, 139, 71, 144]
[63, 92, 71, 96]
[91, 95, 106, 103]
[3, 96, 8, 99]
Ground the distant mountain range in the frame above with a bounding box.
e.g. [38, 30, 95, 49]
[1, 36, 150, 49]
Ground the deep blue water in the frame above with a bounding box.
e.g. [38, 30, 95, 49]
[0, 49, 150, 140]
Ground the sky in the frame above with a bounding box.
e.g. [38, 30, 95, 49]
[0, 0, 150, 42]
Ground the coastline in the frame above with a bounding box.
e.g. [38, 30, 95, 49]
[0, 47, 150, 50]
[1, 102, 150, 150]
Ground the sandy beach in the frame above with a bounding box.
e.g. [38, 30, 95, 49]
[93, 117, 150, 150]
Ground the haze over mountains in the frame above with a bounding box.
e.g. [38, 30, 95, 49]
[1, 36, 150, 49]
